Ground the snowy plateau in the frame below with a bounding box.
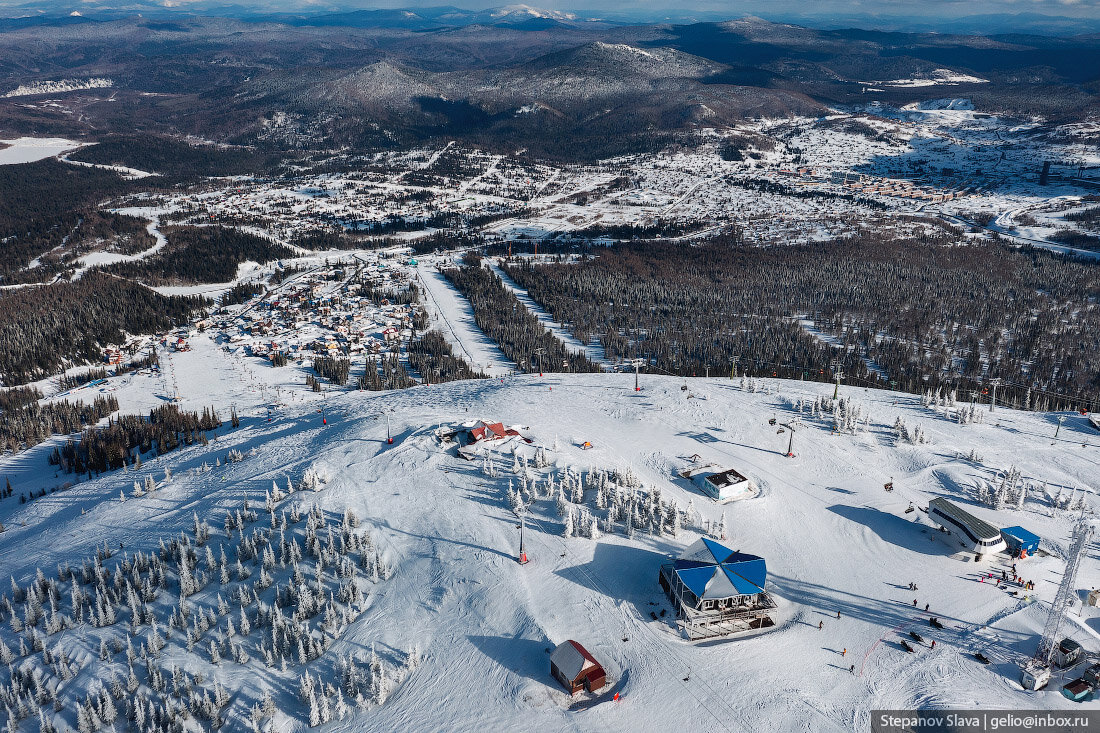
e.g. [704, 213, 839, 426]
[0, 331, 1098, 730]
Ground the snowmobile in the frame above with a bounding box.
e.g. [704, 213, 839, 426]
[909, 631, 924, 643]
[904, 503, 915, 514]
[901, 641, 916, 653]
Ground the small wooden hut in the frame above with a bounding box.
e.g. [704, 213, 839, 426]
[550, 640, 606, 695]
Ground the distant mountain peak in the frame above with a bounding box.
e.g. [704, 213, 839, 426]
[489, 5, 576, 21]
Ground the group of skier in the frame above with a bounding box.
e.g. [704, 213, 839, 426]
[980, 565, 1034, 592]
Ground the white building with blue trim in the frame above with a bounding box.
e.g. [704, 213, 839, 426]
[658, 537, 778, 641]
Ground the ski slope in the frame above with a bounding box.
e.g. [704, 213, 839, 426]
[486, 260, 612, 370]
[415, 262, 514, 377]
[1, 366, 1098, 731]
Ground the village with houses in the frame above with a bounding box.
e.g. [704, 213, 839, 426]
[82, 98, 1099, 262]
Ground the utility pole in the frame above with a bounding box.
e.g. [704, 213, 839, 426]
[1054, 415, 1066, 440]
[830, 359, 844, 400]
[385, 410, 393, 444]
[778, 421, 801, 458]
[630, 358, 644, 392]
[533, 347, 546, 377]
[989, 377, 1002, 412]
[731, 354, 739, 380]
[517, 502, 531, 565]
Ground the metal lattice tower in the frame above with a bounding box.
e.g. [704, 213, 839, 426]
[1033, 520, 1094, 665]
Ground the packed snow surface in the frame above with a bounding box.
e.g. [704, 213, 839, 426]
[1, 350, 1097, 730]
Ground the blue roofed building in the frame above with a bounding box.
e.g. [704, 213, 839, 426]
[1000, 526, 1041, 557]
[658, 537, 778, 641]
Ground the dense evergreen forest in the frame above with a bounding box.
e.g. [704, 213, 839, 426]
[502, 237, 1100, 411]
[0, 394, 118, 454]
[51, 404, 223, 475]
[408, 330, 487, 384]
[359, 353, 417, 391]
[291, 231, 397, 252]
[1049, 230, 1100, 252]
[221, 282, 266, 307]
[0, 161, 137, 282]
[443, 257, 599, 375]
[104, 226, 295, 285]
[1066, 205, 1100, 231]
[66, 135, 282, 181]
[57, 367, 107, 391]
[0, 273, 203, 385]
[312, 356, 351, 386]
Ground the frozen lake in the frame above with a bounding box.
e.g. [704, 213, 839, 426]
[0, 136, 84, 165]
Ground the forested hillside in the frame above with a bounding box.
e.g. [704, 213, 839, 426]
[67, 135, 282, 181]
[104, 226, 295, 285]
[0, 273, 203, 384]
[0, 161, 137, 282]
[444, 258, 599, 375]
[503, 237, 1100, 410]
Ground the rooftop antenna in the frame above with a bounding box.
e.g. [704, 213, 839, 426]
[1021, 519, 1094, 690]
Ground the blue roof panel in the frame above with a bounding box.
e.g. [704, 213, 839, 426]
[1001, 525, 1040, 543]
[674, 559, 716, 571]
[700, 537, 736, 564]
[720, 558, 767, 594]
[676, 566, 717, 598]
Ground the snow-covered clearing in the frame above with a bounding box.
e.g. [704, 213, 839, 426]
[59, 153, 156, 180]
[1, 360, 1098, 730]
[3, 78, 112, 98]
[875, 70, 989, 88]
